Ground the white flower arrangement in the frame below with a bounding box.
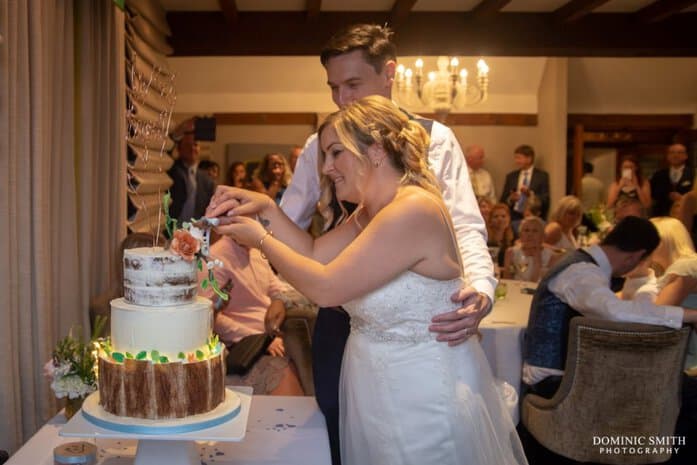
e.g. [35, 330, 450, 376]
[44, 320, 105, 400]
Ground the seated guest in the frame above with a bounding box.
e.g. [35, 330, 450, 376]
[251, 153, 291, 204]
[544, 195, 583, 253]
[198, 160, 220, 184]
[621, 217, 697, 463]
[523, 195, 543, 220]
[677, 184, 697, 249]
[487, 203, 515, 268]
[503, 216, 559, 282]
[477, 197, 493, 223]
[523, 216, 697, 400]
[613, 196, 644, 223]
[226, 161, 249, 188]
[201, 235, 304, 395]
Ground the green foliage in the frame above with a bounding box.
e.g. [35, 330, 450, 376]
[111, 352, 125, 363]
[136, 351, 147, 360]
[50, 327, 98, 389]
[196, 350, 204, 360]
[163, 192, 178, 240]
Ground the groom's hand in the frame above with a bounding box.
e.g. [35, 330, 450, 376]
[429, 286, 492, 346]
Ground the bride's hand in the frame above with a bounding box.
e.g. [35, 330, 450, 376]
[206, 186, 275, 219]
[214, 215, 269, 249]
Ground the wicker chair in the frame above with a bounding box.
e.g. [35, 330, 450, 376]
[521, 317, 690, 464]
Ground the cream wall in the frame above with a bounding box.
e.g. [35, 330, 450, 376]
[537, 57, 569, 215]
[169, 56, 697, 204]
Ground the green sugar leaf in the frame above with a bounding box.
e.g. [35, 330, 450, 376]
[125, 352, 134, 359]
[197, 258, 203, 271]
[112, 352, 125, 363]
[150, 350, 160, 362]
[178, 352, 186, 359]
[196, 350, 204, 360]
[136, 351, 147, 360]
[201, 278, 209, 289]
[159, 356, 169, 363]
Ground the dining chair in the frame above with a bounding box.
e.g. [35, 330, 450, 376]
[521, 316, 690, 464]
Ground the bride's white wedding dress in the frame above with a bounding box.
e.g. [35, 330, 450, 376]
[340, 269, 528, 465]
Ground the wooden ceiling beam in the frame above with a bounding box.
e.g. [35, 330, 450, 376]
[636, 0, 697, 23]
[471, 0, 513, 20]
[165, 11, 697, 57]
[554, 0, 611, 23]
[306, 0, 321, 21]
[390, 0, 418, 29]
[218, 0, 238, 26]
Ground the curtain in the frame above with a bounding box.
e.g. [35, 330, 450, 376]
[0, 0, 125, 453]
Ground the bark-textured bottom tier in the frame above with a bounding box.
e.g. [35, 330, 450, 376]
[98, 352, 226, 419]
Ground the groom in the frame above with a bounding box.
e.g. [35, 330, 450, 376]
[280, 24, 496, 465]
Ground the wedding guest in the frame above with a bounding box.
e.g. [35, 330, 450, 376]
[251, 153, 291, 204]
[607, 154, 651, 210]
[276, 24, 495, 465]
[580, 161, 605, 212]
[650, 144, 693, 217]
[226, 161, 248, 188]
[465, 144, 496, 204]
[523, 216, 697, 401]
[613, 196, 644, 223]
[168, 118, 216, 223]
[620, 217, 697, 464]
[208, 95, 525, 465]
[200, 235, 304, 396]
[487, 203, 515, 268]
[501, 144, 550, 221]
[198, 159, 220, 183]
[677, 182, 697, 249]
[504, 216, 559, 282]
[478, 197, 493, 223]
[288, 145, 302, 173]
[544, 195, 583, 253]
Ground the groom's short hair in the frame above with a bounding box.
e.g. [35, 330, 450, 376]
[320, 24, 396, 74]
[602, 216, 659, 259]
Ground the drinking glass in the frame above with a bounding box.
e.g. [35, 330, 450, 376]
[495, 282, 508, 300]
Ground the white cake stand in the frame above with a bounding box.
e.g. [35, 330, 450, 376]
[60, 386, 252, 465]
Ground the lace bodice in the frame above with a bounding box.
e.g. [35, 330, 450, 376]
[343, 270, 462, 343]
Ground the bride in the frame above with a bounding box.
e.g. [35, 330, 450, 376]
[207, 96, 526, 465]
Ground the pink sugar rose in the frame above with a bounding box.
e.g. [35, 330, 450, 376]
[170, 229, 200, 262]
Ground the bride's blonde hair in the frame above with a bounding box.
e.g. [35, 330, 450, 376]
[317, 95, 441, 228]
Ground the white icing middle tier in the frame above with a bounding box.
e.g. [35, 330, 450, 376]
[123, 247, 198, 306]
[110, 297, 213, 360]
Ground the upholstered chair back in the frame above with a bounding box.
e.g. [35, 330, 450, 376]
[522, 316, 690, 464]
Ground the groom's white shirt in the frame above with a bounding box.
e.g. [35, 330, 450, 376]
[280, 120, 496, 300]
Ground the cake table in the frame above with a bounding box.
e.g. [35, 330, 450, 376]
[60, 386, 252, 465]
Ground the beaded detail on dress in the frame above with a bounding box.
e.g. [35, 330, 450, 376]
[344, 270, 462, 344]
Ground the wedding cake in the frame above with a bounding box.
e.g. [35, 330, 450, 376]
[97, 246, 226, 420]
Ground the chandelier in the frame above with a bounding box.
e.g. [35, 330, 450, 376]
[393, 56, 489, 117]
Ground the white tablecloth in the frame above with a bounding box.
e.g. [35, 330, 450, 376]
[480, 280, 533, 397]
[6, 395, 331, 465]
